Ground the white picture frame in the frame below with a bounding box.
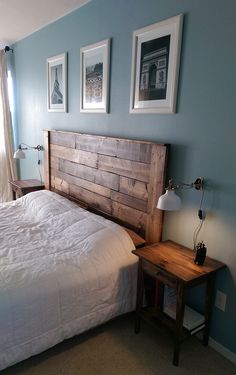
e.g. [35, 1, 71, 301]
[130, 14, 183, 114]
[47, 53, 67, 112]
[80, 39, 110, 113]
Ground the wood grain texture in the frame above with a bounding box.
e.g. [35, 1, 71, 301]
[76, 133, 117, 156]
[117, 139, 152, 163]
[51, 168, 111, 198]
[51, 144, 98, 168]
[44, 130, 168, 243]
[146, 144, 168, 243]
[70, 184, 112, 214]
[50, 131, 76, 148]
[98, 154, 150, 182]
[119, 177, 148, 201]
[132, 241, 226, 283]
[43, 131, 50, 190]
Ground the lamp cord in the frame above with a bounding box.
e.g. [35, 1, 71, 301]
[37, 150, 43, 184]
[193, 189, 205, 257]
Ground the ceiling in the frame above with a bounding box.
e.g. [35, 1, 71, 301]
[0, 0, 90, 48]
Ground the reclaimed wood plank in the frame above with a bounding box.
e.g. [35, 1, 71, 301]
[50, 131, 76, 148]
[111, 191, 147, 212]
[51, 174, 69, 194]
[51, 168, 111, 198]
[50, 144, 98, 168]
[43, 130, 50, 190]
[69, 184, 112, 214]
[117, 139, 152, 163]
[59, 159, 119, 190]
[76, 134, 117, 156]
[146, 144, 168, 243]
[51, 187, 88, 209]
[112, 201, 147, 232]
[119, 176, 148, 201]
[50, 156, 59, 171]
[98, 155, 150, 183]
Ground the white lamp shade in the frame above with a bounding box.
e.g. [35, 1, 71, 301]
[14, 148, 25, 159]
[157, 189, 181, 211]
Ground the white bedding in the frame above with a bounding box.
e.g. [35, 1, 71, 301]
[0, 190, 137, 370]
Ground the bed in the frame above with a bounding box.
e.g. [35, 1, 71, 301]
[0, 131, 168, 370]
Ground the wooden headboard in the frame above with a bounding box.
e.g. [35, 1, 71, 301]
[43, 130, 168, 244]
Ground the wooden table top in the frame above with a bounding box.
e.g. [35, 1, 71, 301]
[9, 179, 44, 188]
[132, 240, 226, 283]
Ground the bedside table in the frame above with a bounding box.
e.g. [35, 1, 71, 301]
[9, 179, 45, 200]
[132, 240, 226, 366]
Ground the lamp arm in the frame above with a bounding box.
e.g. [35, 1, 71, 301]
[19, 143, 43, 151]
[179, 178, 204, 191]
[166, 177, 204, 191]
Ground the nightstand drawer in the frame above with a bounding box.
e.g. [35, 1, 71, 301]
[142, 260, 176, 288]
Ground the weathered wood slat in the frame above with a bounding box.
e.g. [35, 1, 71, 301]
[51, 187, 88, 209]
[112, 201, 147, 232]
[119, 176, 148, 201]
[51, 174, 69, 194]
[50, 131, 76, 148]
[50, 156, 59, 171]
[51, 144, 98, 168]
[70, 184, 112, 214]
[43, 131, 50, 190]
[59, 159, 119, 190]
[146, 144, 168, 243]
[111, 191, 147, 212]
[76, 134, 117, 156]
[117, 139, 152, 163]
[51, 168, 111, 198]
[98, 155, 150, 183]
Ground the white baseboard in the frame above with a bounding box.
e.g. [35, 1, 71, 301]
[196, 332, 236, 364]
[209, 337, 236, 365]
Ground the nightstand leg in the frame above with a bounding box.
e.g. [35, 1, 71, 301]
[173, 282, 186, 366]
[135, 259, 143, 334]
[203, 274, 215, 346]
[12, 190, 16, 200]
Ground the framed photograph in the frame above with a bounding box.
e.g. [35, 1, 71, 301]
[130, 14, 183, 114]
[47, 53, 67, 112]
[80, 39, 110, 113]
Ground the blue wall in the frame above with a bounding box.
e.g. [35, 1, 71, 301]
[13, 0, 236, 355]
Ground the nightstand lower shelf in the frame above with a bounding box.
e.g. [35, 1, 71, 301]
[136, 306, 205, 342]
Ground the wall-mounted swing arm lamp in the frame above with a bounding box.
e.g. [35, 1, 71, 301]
[157, 177, 204, 211]
[14, 143, 44, 184]
[157, 177, 207, 264]
[14, 143, 43, 159]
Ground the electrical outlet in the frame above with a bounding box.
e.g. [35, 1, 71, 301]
[215, 290, 227, 311]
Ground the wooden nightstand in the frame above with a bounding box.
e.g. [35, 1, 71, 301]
[132, 240, 226, 366]
[9, 179, 45, 200]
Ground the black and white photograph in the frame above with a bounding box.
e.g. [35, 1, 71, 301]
[139, 35, 170, 101]
[47, 53, 67, 112]
[130, 15, 183, 114]
[86, 60, 103, 104]
[51, 64, 63, 104]
[80, 39, 110, 113]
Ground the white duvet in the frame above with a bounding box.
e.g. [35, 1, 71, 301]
[0, 190, 137, 370]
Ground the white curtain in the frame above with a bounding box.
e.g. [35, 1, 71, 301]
[0, 50, 17, 202]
